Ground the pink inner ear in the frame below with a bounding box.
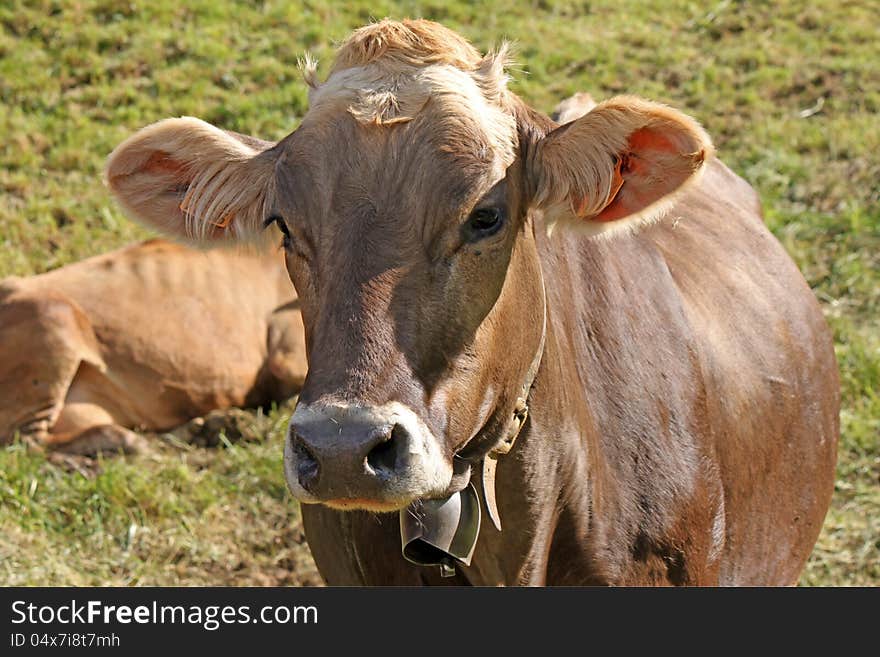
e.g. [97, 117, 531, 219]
[142, 151, 188, 176]
[589, 126, 700, 223]
[627, 127, 679, 157]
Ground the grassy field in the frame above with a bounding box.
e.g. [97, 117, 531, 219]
[1, 0, 877, 585]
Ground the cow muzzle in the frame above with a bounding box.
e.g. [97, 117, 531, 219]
[284, 401, 453, 511]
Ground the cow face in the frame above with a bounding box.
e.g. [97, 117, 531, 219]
[106, 20, 711, 512]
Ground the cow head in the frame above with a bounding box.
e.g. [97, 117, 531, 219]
[106, 20, 712, 513]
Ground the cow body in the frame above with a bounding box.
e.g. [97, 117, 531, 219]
[106, 20, 839, 585]
[302, 159, 838, 585]
[0, 239, 306, 452]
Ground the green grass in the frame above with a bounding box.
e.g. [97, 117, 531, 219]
[0, 403, 321, 585]
[1, 0, 877, 585]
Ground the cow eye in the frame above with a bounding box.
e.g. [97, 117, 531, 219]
[265, 215, 292, 249]
[467, 207, 504, 237]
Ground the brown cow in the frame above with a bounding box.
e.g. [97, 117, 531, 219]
[0, 239, 306, 454]
[105, 20, 839, 585]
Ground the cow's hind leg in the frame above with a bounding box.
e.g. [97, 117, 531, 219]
[44, 400, 144, 456]
[42, 361, 146, 456]
[0, 290, 141, 457]
[0, 291, 103, 448]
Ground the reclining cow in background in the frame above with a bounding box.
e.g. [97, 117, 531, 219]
[105, 20, 839, 585]
[0, 239, 306, 454]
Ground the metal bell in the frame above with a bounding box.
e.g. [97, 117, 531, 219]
[399, 482, 481, 577]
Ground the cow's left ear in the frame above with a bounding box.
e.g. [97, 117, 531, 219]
[529, 95, 713, 237]
[105, 117, 277, 243]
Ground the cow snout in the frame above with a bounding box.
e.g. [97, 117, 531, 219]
[283, 402, 452, 511]
[289, 421, 404, 492]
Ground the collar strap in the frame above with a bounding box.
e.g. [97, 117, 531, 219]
[481, 274, 547, 531]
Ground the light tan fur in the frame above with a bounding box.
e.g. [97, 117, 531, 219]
[304, 23, 516, 164]
[0, 239, 306, 453]
[305, 20, 512, 130]
[330, 19, 484, 74]
[301, 18, 496, 112]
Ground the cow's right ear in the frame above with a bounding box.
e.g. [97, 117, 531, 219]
[105, 117, 277, 242]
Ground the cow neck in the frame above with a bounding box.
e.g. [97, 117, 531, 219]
[398, 268, 547, 578]
[480, 268, 547, 531]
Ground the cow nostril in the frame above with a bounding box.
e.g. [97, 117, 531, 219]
[366, 424, 402, 476]
[293, 434, 320, 491]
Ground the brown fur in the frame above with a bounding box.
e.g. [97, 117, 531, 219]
[0, 239, 307, 452]
[108, 21, 839, 585]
